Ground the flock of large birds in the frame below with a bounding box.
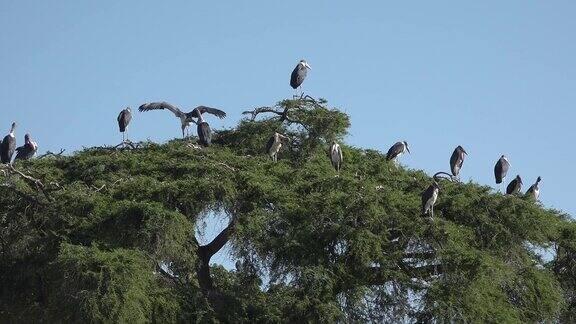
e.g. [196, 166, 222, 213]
[0, 59, 542, 217]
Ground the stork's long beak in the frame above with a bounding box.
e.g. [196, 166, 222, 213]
[406, 146, 411, 154]
[305, 62, 312, 70]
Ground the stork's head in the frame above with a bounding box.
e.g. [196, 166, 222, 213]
[516, 175, 523, 184]
[432, 180, 441, 190]
[458, 145, 467, 155]
[536, 176, 542, 183]
[403, 141, 410, 153]
[126, 107, 132, 113]
[299, 59, 311, 70]
[24, 133, 31, 142]
[9, 122, 16, 134]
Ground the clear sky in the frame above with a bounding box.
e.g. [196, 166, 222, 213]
[1, 1, 575, 220]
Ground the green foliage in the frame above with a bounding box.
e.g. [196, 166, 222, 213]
[0, 98, 574, 322]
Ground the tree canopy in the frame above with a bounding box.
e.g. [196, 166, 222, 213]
[1, 98, 575, 323]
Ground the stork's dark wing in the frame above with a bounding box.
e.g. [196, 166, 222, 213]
[197, 122, 212, 147]
[192, 106, 227, 119]
[1, 135, 16, 163]
[506, 179, 516, 194]
[139, 102, 185, 118]
[494, 159, 509, 184]
[14, 144, 30, 160]
[450, 148, 463, 175]
[449, 148, 459, 169]
[421, 185, 435, 213]
[265, 136, 275, 153]
[290, 64, 307, 89]
[386, 142, 403, 161]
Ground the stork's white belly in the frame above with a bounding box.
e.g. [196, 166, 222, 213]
[331, 149, 340, 163]
[270, 141, 282, 155]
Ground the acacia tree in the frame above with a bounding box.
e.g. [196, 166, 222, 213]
[0, 98, 574, 322]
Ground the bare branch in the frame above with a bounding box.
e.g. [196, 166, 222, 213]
[433, 171, 454, 182]
[37, 148, 66, 159]
[91, 179, 124, 192]
[216, 162, 237, 172]
[242, 106, 285, 121]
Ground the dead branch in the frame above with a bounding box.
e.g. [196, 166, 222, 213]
[242, 104, 310, 131]
[91, 179, 123, 192]
[1, 164, 45, 190]
[38, 149, 66, 159]
[242, 106, 286, 121]
[433, 172, 454, 182]
[217, 162, 237, 172]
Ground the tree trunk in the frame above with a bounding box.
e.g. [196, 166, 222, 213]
[195, 217, 236, 294]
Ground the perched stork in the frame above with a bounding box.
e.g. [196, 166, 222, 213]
[506, 175, 523, 195]
[422, 181, 440, 218]
[494, 155, 510, 184]
[386, 141, 410, 164]
[192, 106, 227, 147]
[526, 176, 542, 200]
[117, 107, 132, 143]
[1, 122, 17, 164]
[329, 141, 343, 172]
[290, 59, 311, 94]
[449, 145, 468, 179]
[14, 134, 38, 161]
[266, 132, 290, 162]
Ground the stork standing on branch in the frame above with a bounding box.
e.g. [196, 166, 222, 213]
[526, 176, 542, 200]
[506, 175, 523, 195]
[266, 132, 290, 162]
[138, 102, 226, 139]
[329, 141, 343, 172]
[386, 141, 410, 165]
[290, 59, 311, 97]
[117, 107, 132, 143]
[1, 122, 17, 164]
[450, 145, 467, 180]
[421, 172, 454, 218]
[494, 155, 510, 185]
[192, 106, 227, 147]
[422, 181, 440, 218]
[14, 134, 38, 161]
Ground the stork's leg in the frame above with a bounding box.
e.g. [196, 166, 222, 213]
[181, 125, 186, 139]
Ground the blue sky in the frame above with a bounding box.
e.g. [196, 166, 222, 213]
[1, 1, 575, 221]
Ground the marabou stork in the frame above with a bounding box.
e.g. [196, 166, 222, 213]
[138, 102, 226, 140]
[290, 59, 311, 95]
[422, 180, 440, 218]
[450, 145, 467, 179]
[266, 132, 290, 162]
[526, 176, 542, 200]
[506, 175, 523, 195]
[329, 141, 343, 172]
[193, 106, 227, 147]
[494, 155, 510, 184]
[0, 122, 16, 164]
[386, 141, 410, 164]
[14, 134, 38, 161]
[117, 107, 132, 143]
